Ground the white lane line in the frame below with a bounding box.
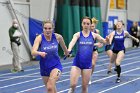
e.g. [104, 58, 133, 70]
[98, 77, 140, 93]
[16, 78, 70, 93]
[16, 67, 140, 93]
[136, 91, 140, 93]
[0, 72, 39, 82]
[0, 68, 39, 77]
[15, 60, 140, 93]
[1, 54, 139, 82]
[0, 49, 139, 91]
[0, 62, 109, 88]
[1, 73, 140, 79]
[0, 76, 41, 78]
[58, 67, 140, 93]
[0, 78, 41, 89]
[0, 53, 140, 92]
[98, 48, 140, 59]
[0, 47, 139, 77]
[67, 52, 140, 70]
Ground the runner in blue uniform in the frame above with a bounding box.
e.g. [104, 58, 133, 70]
[106, 24, 116, 75]
[67, 17, 109, 93]
[106, 43, 114, 75]
[31, 20, 69, 93]
[89, 17, 103, 84]
[109, 21, 139, 83]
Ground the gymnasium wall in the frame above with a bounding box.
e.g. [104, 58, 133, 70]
[127, 0, 140, 21]
[0, 0, 56, 66]
[0, 0, 30, 65]
[30, 0, 55, 21]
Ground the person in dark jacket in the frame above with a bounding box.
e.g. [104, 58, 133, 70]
[9, 19, 23, 73]
[130, 22, 139, 47]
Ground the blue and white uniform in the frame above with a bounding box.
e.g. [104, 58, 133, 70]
[105, 30, 114, 51]
[93, 29, 98, 51]
[73, 32, 94, 69]
[112, 30, 125, 54]
[39, 33, 62, 76]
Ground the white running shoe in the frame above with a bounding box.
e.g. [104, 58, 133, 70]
[116, 77, 121, 83]
[89, 80, 92, 84]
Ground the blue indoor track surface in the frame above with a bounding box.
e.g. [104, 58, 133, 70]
[0, 47, 140, 93]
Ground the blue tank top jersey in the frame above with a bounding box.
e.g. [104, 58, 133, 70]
[93, 29, 97, 43]
[73, 31, 94, 69]
[39, 33, 61, 69]
[113, 31, 125, 51]
[93, 29, 97, 50]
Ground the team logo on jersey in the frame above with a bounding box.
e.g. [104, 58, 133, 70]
[43, 45, 57, 50]
[80, 41, 92, 45]
[43, 47, 47, 50]
[114, 36, 123, 39]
